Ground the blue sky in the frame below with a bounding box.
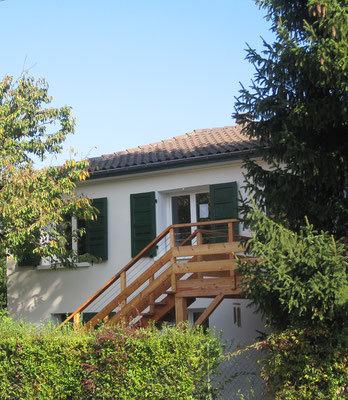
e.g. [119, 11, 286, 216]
[1, 0, 274, 165]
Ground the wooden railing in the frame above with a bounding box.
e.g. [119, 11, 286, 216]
[58, 219, 241, 330]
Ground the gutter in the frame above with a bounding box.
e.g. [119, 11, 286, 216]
[88, 148, 259, 180]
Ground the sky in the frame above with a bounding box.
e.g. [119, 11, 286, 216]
[0, 0, 274, 166]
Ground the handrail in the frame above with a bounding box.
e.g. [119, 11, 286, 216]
[57, 224, 173, 329]
[83, 249, 173, 331]
[171, 218, 240, 229]
[57, 218, 240, 329]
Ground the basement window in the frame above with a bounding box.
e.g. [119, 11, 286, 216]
[189, 309, 209, 331]
[233, 303, 241, 327]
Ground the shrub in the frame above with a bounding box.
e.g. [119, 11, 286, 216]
[260, 326, 348, 400]
[0, 314, 222, 399]
[0, 312, 89, 399]
[81, 323, 222, 400]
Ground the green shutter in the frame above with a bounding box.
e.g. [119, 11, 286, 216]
[210, 182, 239, 239]
[130, 192, 156, 258]
[17, 248, 41, 267]
[17, 229, 41, 267]
[86, 197, 108, 260]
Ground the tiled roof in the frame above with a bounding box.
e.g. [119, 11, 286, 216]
[89, 125, 256, 177]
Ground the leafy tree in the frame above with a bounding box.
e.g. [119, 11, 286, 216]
[0, 74, 96, 267]
[0, 255, 6, 309]
[234, 0, 348, 237]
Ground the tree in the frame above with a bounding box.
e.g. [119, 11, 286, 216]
[234, 0, 348, 238]
[0, 74, 96, 267]
[238, 205, 347, 331]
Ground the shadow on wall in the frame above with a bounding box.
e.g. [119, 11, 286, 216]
[7, 258, 64, 322]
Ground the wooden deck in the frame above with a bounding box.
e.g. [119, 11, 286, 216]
[58, 219, 252, 331]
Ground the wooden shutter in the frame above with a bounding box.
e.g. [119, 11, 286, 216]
[130, 192, 156, 258]
[85, 197, 108, 260]
[17, 248, 41, 267]
[210, 182, 239, 239]
[17, 229, 41, 267]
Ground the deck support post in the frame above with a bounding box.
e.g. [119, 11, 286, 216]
[175, 296, 187, 324]
[73, 312, 81, 332]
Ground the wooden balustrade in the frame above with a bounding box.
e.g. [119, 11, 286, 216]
[58, 218, 243, 331]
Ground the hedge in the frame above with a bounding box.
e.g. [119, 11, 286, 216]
[0, 312, 222, 400]
[260, 326, 348, 400]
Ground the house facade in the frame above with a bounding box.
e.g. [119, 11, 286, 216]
[7, 125, 267, 343]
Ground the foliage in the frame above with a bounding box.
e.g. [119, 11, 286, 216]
[0, 252, 6, 309]
[238, 205, 348, 330]
[0, 315, 223, 400]
[234, 0, 348, 237]
[260, 326, 348, 399]
[0, 74, 96, 266]
[81, 322, 222, 400]
[0, 311, 89, 400]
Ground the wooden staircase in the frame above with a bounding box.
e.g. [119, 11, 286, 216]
[58, 219, 252, 331]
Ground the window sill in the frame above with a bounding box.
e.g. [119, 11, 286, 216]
[36, 262, 92, 270]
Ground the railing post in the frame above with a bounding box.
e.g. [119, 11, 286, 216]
[196, 229, 202, 247]
[228, 221, 236, 287]
[169, 227, 175, 248]
[228, 222, 234, 243]
[196, 229, 203, 278]
[169, 227, 177, 292]
[120, 271, 127, 324]
[149, 275, 155, 313]
[73, 312, 80, 332]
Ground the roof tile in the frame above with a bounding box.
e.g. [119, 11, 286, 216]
[89, 125, 256, 175]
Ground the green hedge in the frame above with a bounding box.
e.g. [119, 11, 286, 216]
[260, 327, 348, 400]
[0, 313, 222, 400]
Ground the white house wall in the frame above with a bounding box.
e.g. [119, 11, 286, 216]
[7, 159, 267, 341]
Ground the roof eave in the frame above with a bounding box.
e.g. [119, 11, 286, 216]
[88, 148, 258, 180]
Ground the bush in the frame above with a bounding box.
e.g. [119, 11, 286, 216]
[0, 314, 222, 399]
[0, 312, 90, 399]
[260, 327, 348, 400]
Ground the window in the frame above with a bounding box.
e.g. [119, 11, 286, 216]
[233, 303, 241, 327]
[189, 309, 209, 331]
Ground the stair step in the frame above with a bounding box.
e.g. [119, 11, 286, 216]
[141, 312, 155, 317]
[150, 301, 168, 307]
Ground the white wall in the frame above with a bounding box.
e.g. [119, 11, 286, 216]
[7, 159, 267, 340]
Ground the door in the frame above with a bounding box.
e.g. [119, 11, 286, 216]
[171, 192, 210, 245]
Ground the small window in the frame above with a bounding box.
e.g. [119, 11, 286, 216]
[233, 303, 241, 327]
[191, 310, 209, 331]
[52, 313, 72, 325]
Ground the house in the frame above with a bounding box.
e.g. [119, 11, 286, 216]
[7, 125, 267, 343]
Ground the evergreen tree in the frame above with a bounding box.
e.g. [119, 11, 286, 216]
[234, 0, 348, 237]
[238, 205, 347, 330]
